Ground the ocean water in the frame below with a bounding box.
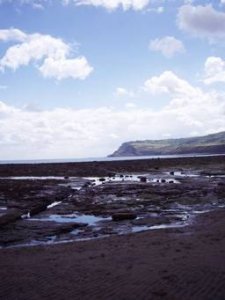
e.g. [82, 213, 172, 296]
[0, 153, 224, 165]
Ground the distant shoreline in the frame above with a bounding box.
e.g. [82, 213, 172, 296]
[0, 153, 225, 165]
[0, 154, 225, 177]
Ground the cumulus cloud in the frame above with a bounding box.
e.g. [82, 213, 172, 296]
[149, 36, 185, 58]
[0, 28, 27, 42]
[144, 70, 199, 97]
[0, 28, 93, 80]
[125, 102, 136, 108]
[65, 0, 150, 11]
[143, 71, 225, 135]
[116, 87, 134, 97]
[0, 0, 166, 11]
[177, 4, 225, 40]
[203, 56, 225, 85]
[1, 71, 225, 159]
[39, 56, 93, 80]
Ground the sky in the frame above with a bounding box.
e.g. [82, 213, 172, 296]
[1, 0, 225, 160]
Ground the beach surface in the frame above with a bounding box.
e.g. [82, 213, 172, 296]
[1, 156, 225, 299]
[1, 210, 225, 300]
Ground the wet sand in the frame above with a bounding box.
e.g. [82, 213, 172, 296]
[1, 210, 225, 300]
[1, 156, 225, 299]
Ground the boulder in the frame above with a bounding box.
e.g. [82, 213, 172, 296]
[139, 176, 147, 183]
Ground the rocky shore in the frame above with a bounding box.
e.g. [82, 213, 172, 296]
[0, 155, 225, 299]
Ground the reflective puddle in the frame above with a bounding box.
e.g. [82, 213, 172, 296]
[29, 213, 110, 226]
[85, 174, 180, 186]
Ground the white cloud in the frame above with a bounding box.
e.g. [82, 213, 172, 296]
[32, 2, 45, 9]
[203, 56, 225, 85]
[1, 71, 225, 159]
[0, 0, 47, 9]
[146, 5, 164, 14]
[0, 28, 27, 42]
[39, 56, 93, 80]
[66, 0, 150, 11]
[0, 28, 93, 80]
[125, 102, 136, 108]
[149, 36, 185, 58]
[144, 70, 199, 97]
[116, 87, 134, 97]
[0, 0, 166, 11]
[177, 4, 225, 40]
[156, 6, 164, 13]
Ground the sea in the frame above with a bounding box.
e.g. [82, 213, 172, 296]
[0, 153, 224, 164]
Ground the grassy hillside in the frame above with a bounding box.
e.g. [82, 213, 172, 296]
[109, 131, 225, 157]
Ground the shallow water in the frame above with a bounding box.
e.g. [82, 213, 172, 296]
[85, 174, 180, 186]
[1, 167, 224, 249]
[47, 201, 62, 209]
[0, 176, 67, 180]
[165, 171, 200, 177]
[29, 213, 110, 226]
[0, 207, 7, 210]
[3, 219, 189, 249]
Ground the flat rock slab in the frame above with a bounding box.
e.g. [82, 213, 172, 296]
[112, 212, 137, 221]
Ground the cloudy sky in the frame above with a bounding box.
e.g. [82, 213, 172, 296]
[0, 0, 225, 160]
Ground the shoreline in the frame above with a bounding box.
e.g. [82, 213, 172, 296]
[1, 153, 225, 165]
[0, 154, 225, 177]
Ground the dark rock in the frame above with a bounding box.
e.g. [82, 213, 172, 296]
[132, 216, 170, 226]
[107, 173, 115, 178]
[83, 181, 92, 188]
[0, 209, 22, 227]
[30, 203, 48, 216]
[139, 176, 147, 183]
[55, 222, 87, 234]
[112, 212, 137, 221]
[99, 178, 106, 182]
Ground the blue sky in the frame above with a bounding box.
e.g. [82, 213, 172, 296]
[0, 0, 225, 159]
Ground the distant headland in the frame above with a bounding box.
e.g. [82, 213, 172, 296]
[109, 131, 225, 157]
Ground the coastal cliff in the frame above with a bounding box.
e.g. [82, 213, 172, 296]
[109, 131, 225, 157]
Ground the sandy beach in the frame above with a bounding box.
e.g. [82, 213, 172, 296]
[1, 156, 225, 300]
[1, 209, 225, 300]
